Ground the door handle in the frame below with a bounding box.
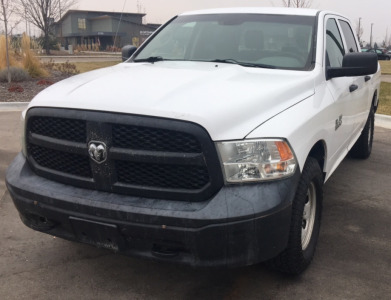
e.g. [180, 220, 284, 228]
[365, 75, 371, 82]
[349, 84, 358, 92]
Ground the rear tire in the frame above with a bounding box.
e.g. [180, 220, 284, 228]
[267, 157, 323, 275]
[350, 107, 374, 159]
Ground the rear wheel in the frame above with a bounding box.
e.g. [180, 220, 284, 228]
[350, 107, 374, 159]
[268, 157, 323, 275]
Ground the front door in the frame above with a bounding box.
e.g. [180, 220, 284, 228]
[324, 17, 360, 172]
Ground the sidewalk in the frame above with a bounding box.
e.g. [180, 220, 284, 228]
[1, 102, 391, 129]
[38, 55, 121, 63]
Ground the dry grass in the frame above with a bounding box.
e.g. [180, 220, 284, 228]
[379, 61, 391, 75]
[378, 82, 391, 115]
[73, 61, 119, 73]
[0, 35, 18, 69]
[22, 34, 48, 78]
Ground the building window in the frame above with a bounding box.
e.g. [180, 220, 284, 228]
[78, 18, 86, 30]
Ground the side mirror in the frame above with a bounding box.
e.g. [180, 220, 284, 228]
[122, 45, 138, 62]
[327, 52, 378, 80]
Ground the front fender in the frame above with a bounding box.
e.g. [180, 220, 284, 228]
[246, 91, 333, 176]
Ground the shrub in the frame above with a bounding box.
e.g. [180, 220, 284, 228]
[22, 34, 48, 78]
[106, 45, 120, 52]
[42, 59, 56, 72]
[56, 61, 79, 75]
[37, 79, 54, 86]
[8, 85, 24, 93]
[42, 59, 79, 76]
[29, 37, 41, 51]
[0, 67, 30, 82]
[37, 34, 60, 50]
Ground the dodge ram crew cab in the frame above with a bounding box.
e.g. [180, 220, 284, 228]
[6, 7, 380, 274]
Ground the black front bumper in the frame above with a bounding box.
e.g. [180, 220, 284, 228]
[6, 153, 300, 267]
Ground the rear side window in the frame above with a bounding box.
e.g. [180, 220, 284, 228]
[339, 20, 358, 53]
[326, 18, 344, 67]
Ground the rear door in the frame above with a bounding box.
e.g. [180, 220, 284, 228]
[337, 18, 371, 145]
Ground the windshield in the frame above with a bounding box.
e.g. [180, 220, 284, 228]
[134, 14, 316, 70]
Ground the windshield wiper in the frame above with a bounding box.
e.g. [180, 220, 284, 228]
[133, 56, 164, 63]
[210, 59, 276, 69]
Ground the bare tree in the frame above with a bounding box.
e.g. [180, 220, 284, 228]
[282, 0, 312, 8]
[383, 28, 389, 49]
[18, 0, 76, 54]
[0, 0, 20, 83]
[356, 19, 364, 47]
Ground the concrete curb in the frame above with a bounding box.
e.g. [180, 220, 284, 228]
[0, 102, 391, 129]
[375, 113, 391, 129]
[0, 102, 28, 111]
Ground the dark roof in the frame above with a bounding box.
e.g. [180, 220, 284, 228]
[57, 9, 145, 23]
[147, 23, 161, 28]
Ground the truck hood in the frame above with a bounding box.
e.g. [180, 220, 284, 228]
[28, 61, 315, 141]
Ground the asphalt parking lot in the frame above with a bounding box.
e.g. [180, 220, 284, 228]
[1, 110, 391, 299]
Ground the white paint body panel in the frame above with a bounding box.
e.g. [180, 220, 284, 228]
[27, 62, 315, 142]
[27, 8, 381, 181]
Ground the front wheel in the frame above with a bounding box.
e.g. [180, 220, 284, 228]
[349, 107, 374, 159]
[267, 157, 323, 275]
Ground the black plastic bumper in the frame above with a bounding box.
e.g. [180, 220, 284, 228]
[6, 153, 300, 267]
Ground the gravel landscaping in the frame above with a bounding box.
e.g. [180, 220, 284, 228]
[0, 71, 70, 102]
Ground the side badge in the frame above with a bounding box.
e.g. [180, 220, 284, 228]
[335, 115, 343, 131]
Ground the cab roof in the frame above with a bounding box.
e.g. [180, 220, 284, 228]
[180, 7, 320, 17]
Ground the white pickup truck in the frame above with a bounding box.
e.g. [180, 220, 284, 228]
[6, 7, 380, 274]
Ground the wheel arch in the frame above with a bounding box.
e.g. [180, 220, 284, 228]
[306, 140, 327, 180]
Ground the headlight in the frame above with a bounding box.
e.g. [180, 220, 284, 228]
[216, 139, 297, 183]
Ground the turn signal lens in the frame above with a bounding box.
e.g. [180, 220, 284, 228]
[217, 139, 297, 183]
[275, 141, 294, 161]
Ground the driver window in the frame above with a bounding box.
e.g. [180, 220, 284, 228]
[326, 18, 345, 67]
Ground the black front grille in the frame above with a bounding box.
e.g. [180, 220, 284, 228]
[26, 108, 223, 201]
[30, 117, 86, 143]
[29, 144, 92, 178]
[112, 124, 202, 153]
[116, 161, 209, 190]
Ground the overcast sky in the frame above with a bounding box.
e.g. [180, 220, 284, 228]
[74, 0, 391, 45]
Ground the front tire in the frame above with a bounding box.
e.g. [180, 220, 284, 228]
[268, 157, 323, 275]
[350, 107, 374, 159]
